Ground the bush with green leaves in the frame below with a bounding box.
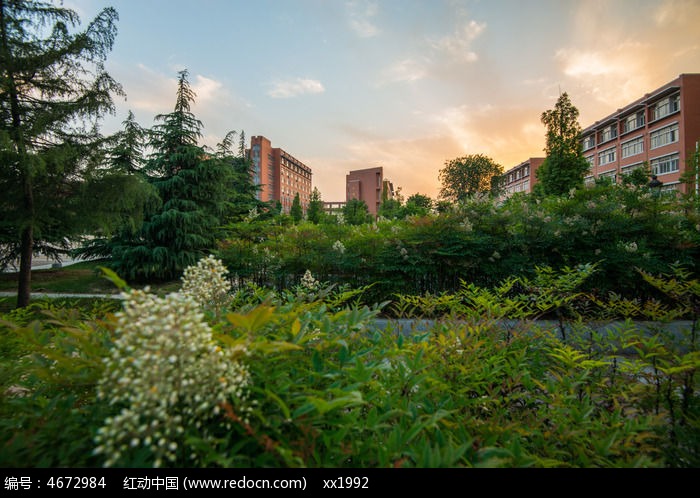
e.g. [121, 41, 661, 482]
[217, 183, 698, 308]
[1, 262, 698, 468]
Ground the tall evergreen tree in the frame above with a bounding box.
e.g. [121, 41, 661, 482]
[0, 0, 151, 307]
[109, 69, 235, 282]
[306, 186, 324, 224]
[214, 129, 261, 223]
[107, 110, 147, 175]
[237, 130, 246, 159]
[536, 92, 590, 196]
[290, 192, 303, 223]
[73, 111, 158, 261]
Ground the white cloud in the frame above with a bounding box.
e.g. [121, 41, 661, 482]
[379, 58, 428, 85]
[346, 0, 380, 38]
[192, 75, 224, 103]
[554, 42, 656, 108]
[121, 64, 177, 114]
[267, 78, 325, 99]
[430, 19, 485, 63]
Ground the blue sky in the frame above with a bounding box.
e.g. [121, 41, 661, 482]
[70, 0, 700, 201]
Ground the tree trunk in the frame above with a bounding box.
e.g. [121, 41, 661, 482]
[17, 163, 35, 309]
[17, 225, 33, 308]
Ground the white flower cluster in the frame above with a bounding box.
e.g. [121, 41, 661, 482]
[94, 287, 250, 468]
[180, 255, 231, 310]
[332, 240, 346, 254]
[300, 269, 320, 291]
[621, 241, 638, 253]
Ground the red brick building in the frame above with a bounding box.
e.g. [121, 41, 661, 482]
[580, 73, 700, 192]
[501, 74, 700, 196]
[248, 135, 313, 214]
[501, 157, 544, 199]
[346, 166, 393, 217]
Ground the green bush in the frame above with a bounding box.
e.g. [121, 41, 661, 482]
[1, 262, 697, 467]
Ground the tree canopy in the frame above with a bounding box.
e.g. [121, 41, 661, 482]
[0, 0, 153, 307]
[103, 70, 243, 282]
[290, 192, 303, 223]
[343, 198, 372, 225]
[306, 187, 324, 224]
[438, 154, 503, 203]
[535, 92, 591, 196]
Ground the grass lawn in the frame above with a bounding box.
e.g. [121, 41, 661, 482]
[0, 259, 182, 296]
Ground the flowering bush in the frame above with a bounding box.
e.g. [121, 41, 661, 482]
[299, 269, 320, 291]
[180, 254, 231, 311]
[94, 286, 250, 467]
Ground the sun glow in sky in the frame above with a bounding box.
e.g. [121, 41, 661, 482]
[70, 0, 700, 201]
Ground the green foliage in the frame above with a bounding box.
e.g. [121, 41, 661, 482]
[343, 198, 372, 225]
[536, 92, 590, 196]
[378, 198, 403, 219]
[0, 0, 154, 306]
[0, 300, 115, 466]
[306, 187, 324, 224]
[290, 193, 303, 224]
[105, 70, 239, 283]
[438, 154, 503, 202]
[404, 193, 433, 217]
[1, 262, 698, 468]
[216, 181, 697, 305]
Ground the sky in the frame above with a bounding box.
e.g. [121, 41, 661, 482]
[67, 0, 700, 202]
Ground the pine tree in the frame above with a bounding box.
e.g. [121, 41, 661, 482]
[306, 187, 324, 224]
[215, 130, 261, 223]
[290, 192, 303, 223]
[109, 70, 235, 282]
[107, 110, 148, 175]
[0, 0, 151, 307]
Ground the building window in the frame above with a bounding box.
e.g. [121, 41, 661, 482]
[652, 93, 680, 121]
[598, 147, 616, 166]
[622, 111, 645, 133]
[599, 124, 617, 143]
[585, 155, 595, 168]
[599, 170, 617, 183]
[582, 135, 595, 151]
[621, 162, 644, 176]
[621, 136, 644, 159]
[650, 123, 679, 149]
[650, 153, 679, 175]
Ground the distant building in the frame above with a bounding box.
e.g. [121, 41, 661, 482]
[501, 157, 545, 198]
[346, 166, 393, 217]
[322, 201, 346, 215]
[247, 135, 313, 213]
[580, 73, 700, 192]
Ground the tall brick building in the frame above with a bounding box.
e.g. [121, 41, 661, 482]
[248, 135, 313, 214]
[346, 166, 394, 217]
